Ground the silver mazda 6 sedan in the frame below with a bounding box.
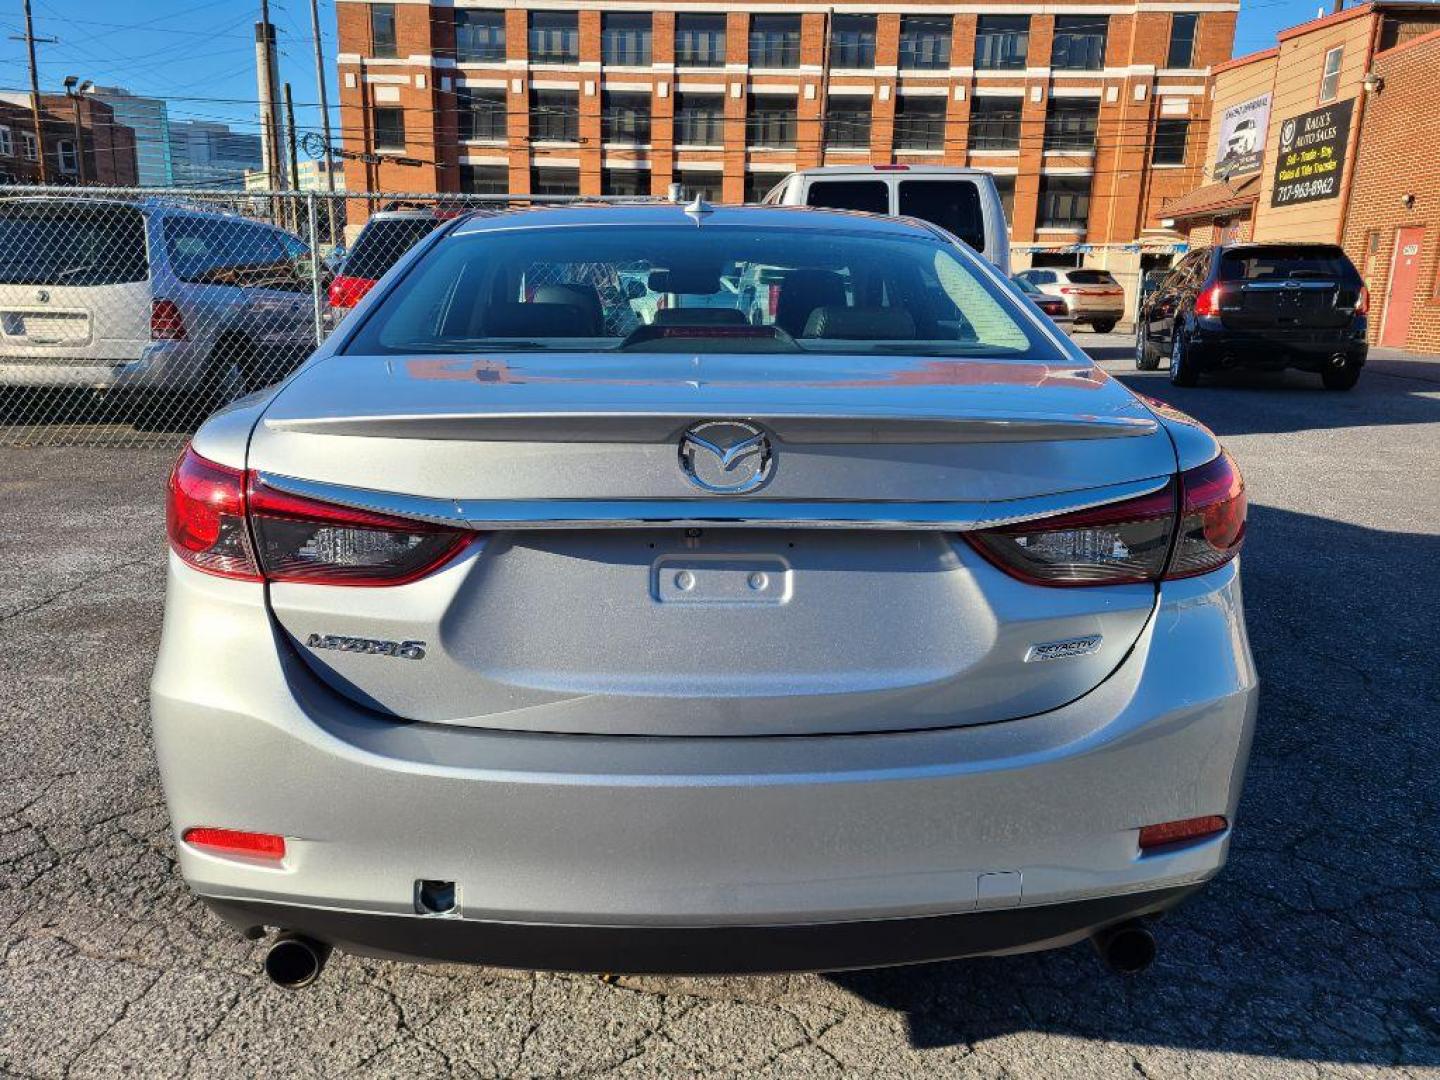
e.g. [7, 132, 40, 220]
[152, 203, 1256, 988]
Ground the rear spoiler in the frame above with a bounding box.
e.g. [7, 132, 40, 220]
[263, 409, 1157, 444]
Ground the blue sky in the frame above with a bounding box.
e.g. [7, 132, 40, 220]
[0, 0, 1343, 139]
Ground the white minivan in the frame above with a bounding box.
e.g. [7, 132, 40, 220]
[761, 166, 1010, 274]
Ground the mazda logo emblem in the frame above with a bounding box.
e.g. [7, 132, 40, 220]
[678, 420, 774, 494]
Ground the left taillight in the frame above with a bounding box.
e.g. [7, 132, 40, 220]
[167, 446, 261, 580]
[247, 474, 471, 586]
[167, 445, 472, 586]
[966, 452, 1246, 587]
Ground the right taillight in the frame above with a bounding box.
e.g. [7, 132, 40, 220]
[967, 452, 1246, 587]
[151, 298, 187, 340]
[327, 274, 375, 310]
[1167, 451, 1247, 578]
[1355, 284, 1370, 315]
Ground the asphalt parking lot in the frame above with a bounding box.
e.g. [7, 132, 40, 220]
[2, 334, 1438, 1078]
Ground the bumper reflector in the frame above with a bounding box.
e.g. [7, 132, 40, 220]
[1138, 815, 1227, 851]
[183, 827, 287, 860]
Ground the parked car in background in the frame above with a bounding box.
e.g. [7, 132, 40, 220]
[0, 196, 318, 402]
[762, 165, 1011, 273]
[1014, 267, 1125, 333]
[1012, 273, 1073, 332]
[327, 206, 452, 319]
[154, 203, 1255, 987]
[1136, 243, 1368, 389]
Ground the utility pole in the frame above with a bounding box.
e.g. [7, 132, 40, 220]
[283, 82, 300, 229]
[19, 0, 53, 183]
[255, 0, 285, 190]
[308, 0, 336, 193]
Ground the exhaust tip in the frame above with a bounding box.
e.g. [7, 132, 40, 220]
[264, 933, 329, 989]
[1092, 920, 1157, 976]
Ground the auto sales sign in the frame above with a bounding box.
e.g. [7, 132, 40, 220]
[1271, 99, 1353, 206]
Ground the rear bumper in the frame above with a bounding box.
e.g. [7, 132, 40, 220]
[205, 884, 1199, 975]
[0, 340, 209, 390]
[152, 558, 1257, 971]
[1189, 322, 1368, 370]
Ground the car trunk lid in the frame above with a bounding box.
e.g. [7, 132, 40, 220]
[1216, 245, 1361, 332]
[252, 350, 1174, 736]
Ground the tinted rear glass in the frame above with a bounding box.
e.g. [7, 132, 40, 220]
[0, 203, 148, 285]
[805, 180, 889, 215]
[897, 180, 985, 252]
[344, 217, 441, 280]
[344, 222, 1059, 360]
[1066, 270, 1117, 285]
[1218, 246, 1354, 281]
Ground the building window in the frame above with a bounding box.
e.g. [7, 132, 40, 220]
[1038, 175, 1092, 228]
[749, 15, 801, 69]
[370, 3, 398, 59]
[529, 12, 579, 65]
[1166, 13, 1198, 68]
[824, 97, 871, 149]
[975, 16, 1029, 71]
[603, 14, 651, 66]
[1044, 98, 1100, 152]
[1051, 16, 1108, 71]
[830, 15, 876, 69]
[968, 95, 1022, 151]
[372, 107, 405, 151]
[675, 14, 726, 68]
[744, 172, 783, 202]
[747, 96, 797, 147]
[455, 11, 505, 63]
[457, 86, 507, 141]
[56, 139, 78, 175]
[894, 95, 946, 151]
[676, 170, 723, 201]
[530, 166, 579, 195]
[1319, 46, 1343, 102]
[603, 168, 651, 195]
[460, 164, 509, 194]
[1151, 119, 1189, 165]
[20, 130, 37, 161]
[992, 174, 1015, 221]
[531, 89, 579, 142]
[899, 16, 952, 71]
[675, 93, 725, 146]
[603, 91, 651, 144]
[0, 125, 12, 157]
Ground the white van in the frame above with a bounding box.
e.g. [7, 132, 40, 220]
[761, 166, 1011, 274]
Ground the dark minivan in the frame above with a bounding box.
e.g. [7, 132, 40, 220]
[1136, 243, 1369, 389]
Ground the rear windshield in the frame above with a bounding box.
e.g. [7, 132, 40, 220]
[1065, 270, 1117, 285]
[805, 180, 889, 216]
[343, 217, 441, 280]
[0, 203, 148, 286]
[343, 222, 1058, 360]
[1218, 246, 1354, 282]
[897, 181, 985, 253]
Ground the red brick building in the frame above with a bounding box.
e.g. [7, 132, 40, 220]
[335, 0, 1238, 308]
[1341, 26, 1440, 352]
[0, 93, 139, 187]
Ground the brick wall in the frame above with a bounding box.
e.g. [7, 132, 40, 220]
[334, 0, 1233, 269]
[1341, 29, 1440, 352]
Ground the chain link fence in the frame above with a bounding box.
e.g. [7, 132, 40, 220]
[0, 185, 663, 449]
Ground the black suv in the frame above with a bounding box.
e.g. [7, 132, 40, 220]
[1136, 243, 1369, 390]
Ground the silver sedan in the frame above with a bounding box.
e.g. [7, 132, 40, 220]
[152, 203, 1256, 987]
